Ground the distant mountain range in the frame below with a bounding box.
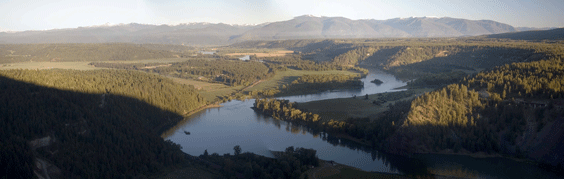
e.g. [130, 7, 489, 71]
[0, 15, 550, 45]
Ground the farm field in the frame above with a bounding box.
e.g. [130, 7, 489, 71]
[225, 50, 294, 57]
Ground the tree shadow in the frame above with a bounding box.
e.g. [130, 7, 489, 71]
[0, 75, 190, 178]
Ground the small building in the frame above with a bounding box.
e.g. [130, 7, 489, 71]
[239, 55, 250, 61]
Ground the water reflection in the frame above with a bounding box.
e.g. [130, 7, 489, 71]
[279, 69, 407, 103]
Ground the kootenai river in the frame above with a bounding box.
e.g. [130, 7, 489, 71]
[166, 70, 559, 178]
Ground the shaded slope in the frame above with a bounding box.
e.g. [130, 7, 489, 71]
[0, 70, 207, 178]
[487, 28, 564, 41]
[0, 43, 189, 64]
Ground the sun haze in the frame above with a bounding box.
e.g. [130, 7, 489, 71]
[1, 0, 563, 31]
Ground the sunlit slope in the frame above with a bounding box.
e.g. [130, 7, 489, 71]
[390, 57, 564, 166]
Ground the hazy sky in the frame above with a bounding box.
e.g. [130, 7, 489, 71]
[1, 0, 563, 31]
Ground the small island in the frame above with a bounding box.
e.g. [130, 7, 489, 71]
[370, 79, 383, 85]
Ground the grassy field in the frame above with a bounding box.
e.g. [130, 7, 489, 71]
[102, 58, 191, 63]
[168, 76, 244, 102]
[296, 89, 433, 122]
[225, 50, 294, 57]
[0, 61, 101, 70]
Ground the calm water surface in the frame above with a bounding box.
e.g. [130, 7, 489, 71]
[166, 70, 559, 178]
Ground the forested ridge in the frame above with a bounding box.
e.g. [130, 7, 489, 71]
[0, 69, 208, 178]
[151, 59, 272, 86]
[93, 58, 272, 86]
[251, 74, 363, 97]
[0, 43, 190, 64]
[389, 56, 564, 171]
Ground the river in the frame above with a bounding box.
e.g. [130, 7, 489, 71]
[165, 70, 559, 178]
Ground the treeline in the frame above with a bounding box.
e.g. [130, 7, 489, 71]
[148, 59, 272, 86]
[253, 99, 321, 125]
[467, 59, 564, 99]
[0, 69, 208, 178]
[263, 55, 368, 75]
[253, 97, 413, 150]
[93, 58, 272, 86]
[407, 71, 468, 88]
[201, 146, 319, 179]
[331, 46, 379, 66]
[0, 43, 185, 63]
[89, 62, 169, 70]
[251, 74, 363, 97]
[323, 99, 413, 148]
[371, 91, 415, 106]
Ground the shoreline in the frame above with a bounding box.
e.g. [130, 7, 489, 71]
[182, 103, 223, 117]
[160, 103, 223, 138]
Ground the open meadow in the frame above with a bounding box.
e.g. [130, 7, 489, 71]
[296, 88, 433, 121]
[225, 50, 294, 57]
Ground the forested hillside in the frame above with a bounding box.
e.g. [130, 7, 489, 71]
[201, 146, 319, 179]
[243, 38, 564, 172]
[0, 43, 189, 64]
[251, 74, 363, 97]
[231, 39, 554, 80]
[0, 69, 207, 178]
[329, 42, 555, 81]
[93, 58, 273, 86]
[390, 57, 564, 168]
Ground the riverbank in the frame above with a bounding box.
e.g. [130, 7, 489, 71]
[182, 103, 223, 117]
[160, 103, 223, 138]
[306, 158, 407, 179]
[272, 150, 406, 179]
